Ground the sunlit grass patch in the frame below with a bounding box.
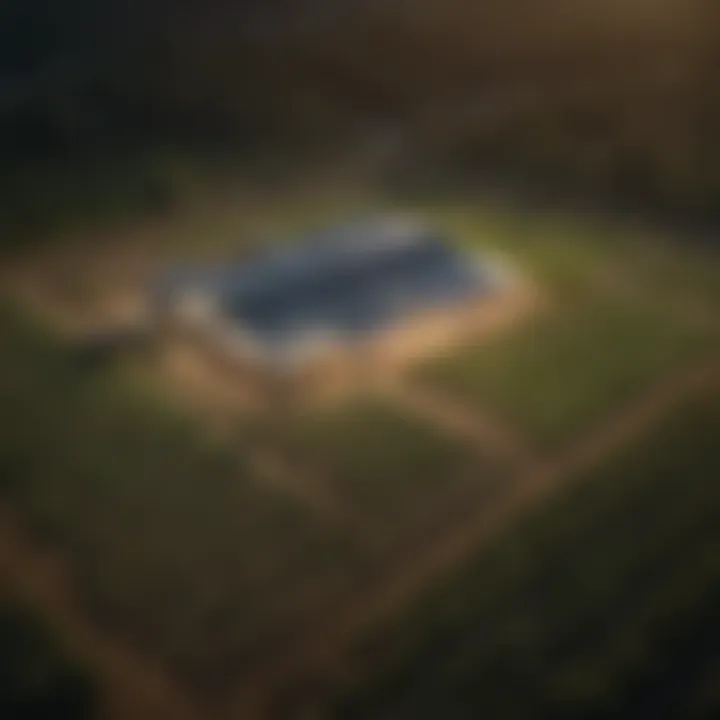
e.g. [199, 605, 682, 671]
[273, 401, 501, 544]
[417, 297, 713, 446]
[332, 387, 720, 720]
[424, 204, 720, 316]
[0, 306, 368, 688]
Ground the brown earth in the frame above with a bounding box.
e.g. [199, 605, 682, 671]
[0, 505, 203, 720]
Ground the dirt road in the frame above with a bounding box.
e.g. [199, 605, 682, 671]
[378, 377, 537, 470]
[230, 357, 720, 718]
[0, 506, 202, 720]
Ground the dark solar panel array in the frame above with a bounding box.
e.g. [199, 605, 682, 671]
[225, 232, 487, 346]
[156, 220, 492, 354]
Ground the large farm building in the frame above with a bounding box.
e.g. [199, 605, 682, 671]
[154, 216, 516, 402]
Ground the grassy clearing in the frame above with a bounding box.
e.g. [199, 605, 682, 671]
[271, 401, 501, 548]
[0, 302, 506, 696]
[417, 297, 712, 446]
[332, 386, 720, 720]
[410, 205, 720, 446]
[426, 205, 720, 309]
[0, 305, 372, 690]
[3, 190, 719, 709]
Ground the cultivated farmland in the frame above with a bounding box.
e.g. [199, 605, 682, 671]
[330, 386, 720, 720]
[1, 195, 719, 719]
[267, 400, 503, 550]
[415, 208, 720, 446]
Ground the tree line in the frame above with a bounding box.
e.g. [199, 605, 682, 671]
[2, 0, 720, 239]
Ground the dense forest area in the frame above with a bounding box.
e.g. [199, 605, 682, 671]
[2, 0, 720, 241]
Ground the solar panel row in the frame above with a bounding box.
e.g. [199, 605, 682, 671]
[229, 237, 486, 346]
[157, 219, 492, 363]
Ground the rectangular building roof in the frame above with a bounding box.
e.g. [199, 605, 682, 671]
[157, 217, 499, 367]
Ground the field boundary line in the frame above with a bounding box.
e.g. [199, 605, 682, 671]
[377, 377, 537, 471]
[247, 447, 368, 538]
[0, 503, 204, 720]
[533, 357, 720, 482]
[231, 356, 720, 718]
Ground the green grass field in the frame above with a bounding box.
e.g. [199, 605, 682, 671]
[412, 207, 720, 445]
[332, 387, 720, 719]
[1, 195, 719, 714]
[270, 401, 502, 548]
[0, 304, 501, 691]
[417, 297, 712, 445]
[0, 307, 372, 688]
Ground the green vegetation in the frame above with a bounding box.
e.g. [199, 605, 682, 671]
[414, 207, 720, 446]
[432, 205, 720, 307]
[0, 600, 97, 719]
[3, 1, 720, 713]
[0, 306, 368, 689]
[1, 306, 503, 692]
[419, 298, 711, 446]
[332, 387, 720, 719]
[274, 402, 500, 546]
